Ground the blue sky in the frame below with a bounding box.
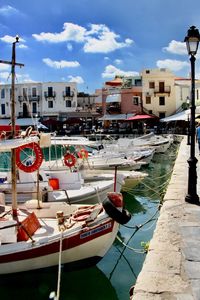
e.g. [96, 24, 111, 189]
[0, 0, 200, 93]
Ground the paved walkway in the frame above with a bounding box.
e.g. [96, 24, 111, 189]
[131, 136, 200, 300]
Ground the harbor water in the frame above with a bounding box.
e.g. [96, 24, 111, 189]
[0, 141, 179, 300]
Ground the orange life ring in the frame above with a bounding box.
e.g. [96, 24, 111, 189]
[16, 142, 43, 173]
[64, 153, 76, 168]
[77, 148, 88, 159]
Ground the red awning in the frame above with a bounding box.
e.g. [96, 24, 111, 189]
[126, 114, 158, 121]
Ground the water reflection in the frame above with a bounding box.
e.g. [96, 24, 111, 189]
[0, 266, 119, 300]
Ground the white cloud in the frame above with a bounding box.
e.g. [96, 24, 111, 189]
[43, 58, 80, 68]
[33, 22, 133, 54]
[18, 44, 28, 49]
[67, 43, 73, 51]
[16, 73, 35, 83]
[0, 35, 25, 43]
[0, 5, 18, 16]
[83, 24, 133, 53]
[156, 59, 189, 71]
[0, 64, 10, 71]
[114, 59, 122, 65]
[104, 57, 110, 60]
[102, 64, 138, 78]
[33, 22, 86, 43]
[0, 72, 34, 83]
[0, 72, 10, 80]
[163, 40, 187, 55]
[68, 75, 84, 84]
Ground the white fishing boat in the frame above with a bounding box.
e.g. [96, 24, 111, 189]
[0, 191, 131, 274]
[0, 166, 123, 205]
[81, 169, 148, 192]
[0, 38, 131, 275]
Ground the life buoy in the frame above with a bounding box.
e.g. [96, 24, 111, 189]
[16, 142, 43, 173]
[64, 153, 76, 168]
[77, 148, 88, 159]
[102, 198, 131, 225]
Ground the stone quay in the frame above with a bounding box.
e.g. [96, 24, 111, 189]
[131, 136, 200, 300]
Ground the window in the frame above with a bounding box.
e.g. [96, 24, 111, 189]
[1, 103, 5, 115]
[149, 82, 155, 89]
[66, 100, 72, 107]
[159, 82, 165, 93]
[197, 89, 199, 100]
[23, 88, 27, 97]
[159, 112, 165, 118]
[1, 89, 5, 99]
[48, 100, 53, 108]
[135, 79, 142, 86]
[146, 70, 150, 74]
[48, 87, 53, 97]
[32, 102, 37, 113]
[32, 87, 37, 97]
[146, 96, 151, 104]
[159, 96, 165, 105]
[148, 110, 152, 114]
[133, 96, 139, 105]
[65, 87, 71, 96]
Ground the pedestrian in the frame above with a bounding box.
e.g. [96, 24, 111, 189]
[196, 123, 200, 154]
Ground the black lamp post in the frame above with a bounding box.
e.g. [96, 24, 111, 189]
[184, 26, 200, 204]
[186, 97, 191, 145]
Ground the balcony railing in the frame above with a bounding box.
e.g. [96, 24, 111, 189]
[18, 95, 40, 102]
[63, 91, 74, 98]
[154, 86, 171, 94]
[44, 91, 56, 99]
[28, 95, 40, 102]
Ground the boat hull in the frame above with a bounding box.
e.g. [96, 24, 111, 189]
[0, 219, 118, 274]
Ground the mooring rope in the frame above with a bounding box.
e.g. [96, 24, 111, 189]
[49, 230, 63, 300]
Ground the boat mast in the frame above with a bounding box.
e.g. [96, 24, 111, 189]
[0, 36, 24, 216]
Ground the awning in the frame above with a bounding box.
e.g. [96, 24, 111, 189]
[43, 118, 62, 126]
[0, 118, 39, 126]
[160, 106, 200, 122]
[106, 94, 121, 103]
[98, 113, 134, 121]
[15, 118, 40, 126]
[160, 110, 190, 122]
[126, 114, 157, 121]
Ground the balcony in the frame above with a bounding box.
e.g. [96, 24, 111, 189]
[18, 95, 28, 102]
[18, 95, 40, 102]
[44, 91, 56, 99]
[28, 95, 40, 102]
[63, 91, 74, 98]
[154, 86, 171, 95]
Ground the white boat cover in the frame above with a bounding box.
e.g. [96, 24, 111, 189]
[0, 136, 39, 152]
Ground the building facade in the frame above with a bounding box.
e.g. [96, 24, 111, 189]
[0, 81, 78, 121]
[141, 68, 176, 119]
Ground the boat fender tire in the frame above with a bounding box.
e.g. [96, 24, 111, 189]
[102, 198, 131, 225]
[16, 142, 43, 173]
[64, 153, 76, 168]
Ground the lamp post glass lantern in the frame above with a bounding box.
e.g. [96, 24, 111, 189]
[184, 26, 200, 204]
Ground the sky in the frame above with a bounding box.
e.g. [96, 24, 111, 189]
[0, 0, 200, 93]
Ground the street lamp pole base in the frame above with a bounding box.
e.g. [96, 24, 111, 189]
[185, 194, 200, 205]
[185, 157, 199, 205]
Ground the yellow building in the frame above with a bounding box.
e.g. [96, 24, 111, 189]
[142, 68, 176, 118]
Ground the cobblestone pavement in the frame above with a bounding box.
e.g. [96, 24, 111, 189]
[131, 137, 200, 300]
